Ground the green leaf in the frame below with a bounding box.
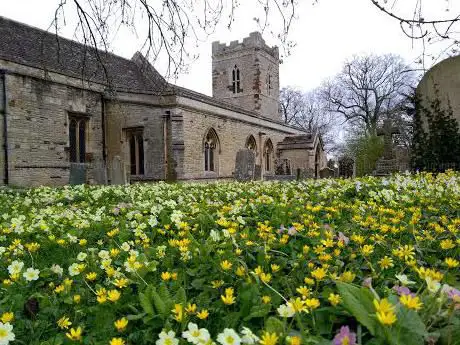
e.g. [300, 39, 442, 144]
[244, 304, 271, 321]
[265, 317, 284, 335]
[127, 313, 147, 321]
[336, 281, 377, 335]
[151, 288, 168, 317]
[139, 292, 154, 316]
[174, 287, 187, 306]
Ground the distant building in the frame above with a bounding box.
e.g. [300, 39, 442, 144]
[0, 16, 326, 186]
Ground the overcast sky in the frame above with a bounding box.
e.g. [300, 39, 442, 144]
[2, 0, 458, 96]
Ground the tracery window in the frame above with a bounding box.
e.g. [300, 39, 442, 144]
[204, 128, 219, 172]
[264, 139, 274, 172]
[126, 128, 145, 176]
[69, 114, 88, 163]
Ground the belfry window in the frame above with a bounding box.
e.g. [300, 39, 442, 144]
[69, 115, 88, 163]
[267, 74, 272, 95]
[126, 129, 145, 176]
[204, 128, 219, 172]
[232, 65, 241, 94]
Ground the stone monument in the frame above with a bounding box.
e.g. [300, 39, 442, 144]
[234, 149, 256, 181]
[69, 163, 86, 185]
[374, 119, 400, 176]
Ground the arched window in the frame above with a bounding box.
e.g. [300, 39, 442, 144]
[69, 114, 88, 163]
[232, 65, 241, 94]
[204, 128, 219, 172]
[263, 139, 274, 172]
[245, 135, 257, 152]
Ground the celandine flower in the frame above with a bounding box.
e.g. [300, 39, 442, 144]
[0, 322, 15, 345]
[333, 326, 356, 345]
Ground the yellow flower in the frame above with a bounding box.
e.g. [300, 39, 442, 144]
[288, 298, 307, 313]
[73, 295, 81, 304]
[114, 278, 129, 288]
[361, 245, 374, 256]
[254, 266, 264, 276]
[85, 272, 97, 281]
[376, 311, 397, 326]
[236, 266, 246, 277]
[440, 239, 455, 250]
[114, 317, 128, 332]
[110, 338, 125, 345]
[296, 286, 310, 298]
[328, 293, 341, 306]
[260, 273, 272, 283]
[373, 299, 395, 314]
[185, 303, 197, 314]
[378, 256, 394, 269]
[57, 315, 72, 329]
[197, 309, 209, 320]
[304, 298, 320, 310]
[79, 239, 87, 246]
[262, 295, 271, 304]
[445, 257, 459, 268]
[55, 285, 65, 293]
[171, 273, 178, 280]
[303, 277, 315, 285]
[161, 272, 172, 281]
[311, 267, 327, 281]
[400, 294, 423, 310]
[220, 260, 233, 271]
[97, 295, 107, 304]
[211, 280, 224, 288]
[110, 248, 120, 257]
[0, 312, 14, 323]
[172, 303, 183, 322]
[108, 290, 121, 302]
[66, 326, 83, 341]
[271, 264, 280, 272]
[259, 332, 279, 345]
[339, 271, 356, 283]
[287, 336, 301, 345]
[221, 292, 235, 305]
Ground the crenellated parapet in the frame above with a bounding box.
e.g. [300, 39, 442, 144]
[212, 32, 279, 60]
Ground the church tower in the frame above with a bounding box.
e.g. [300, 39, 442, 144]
[212, 32, 280, 121]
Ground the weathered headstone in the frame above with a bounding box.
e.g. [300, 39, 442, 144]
[111, 156, 126, 185]
[69, 163, 86, 185]
[234, 149, 256, 181]
[319, 167, 335, 178]
[254, 165, 262, 180]
[375, 119, 401, 176]
[275, 158, 291, 176]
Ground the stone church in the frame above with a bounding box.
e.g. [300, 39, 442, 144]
[0, 16, 326, 187]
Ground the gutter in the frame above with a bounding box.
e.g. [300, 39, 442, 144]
[101, 94, 107, 183]
[0, 69, 8, 185]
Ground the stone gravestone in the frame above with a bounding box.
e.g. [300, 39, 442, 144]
[374, 119, 400, 176]
[275, 158, 291, 176]
[254, 165, 262, 181]
[111, 156, 126, 185]
[319, 167, 335, 178]
[69, 163, 86, 185]
[234, 149, 256, 181]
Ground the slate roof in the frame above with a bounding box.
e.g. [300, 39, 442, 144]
[0, 16, 167, 92]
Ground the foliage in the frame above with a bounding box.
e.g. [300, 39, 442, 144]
[411, 90, 460, 172]
[0, 173, 459, 345]
[344, 134, 384, 176]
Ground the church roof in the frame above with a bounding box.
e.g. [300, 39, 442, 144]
[0, 16, 166, 92]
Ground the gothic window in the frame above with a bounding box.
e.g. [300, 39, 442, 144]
[264, 139, 274, 172]
[245, 135, 257, 152]
[204, 128, 219, 172]
[126, 129, 145, 176]
[69, 114, 88, 163]
[232, 65, 241, 94]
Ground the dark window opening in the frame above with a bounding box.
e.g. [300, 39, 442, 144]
[68, 115, 88, 163]
[232, 65, 241, 94]
[127, 129, 145, 176]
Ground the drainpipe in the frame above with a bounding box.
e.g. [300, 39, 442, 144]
[100, 94, 107, 183]
[0, 70, 8, 185]
[163, 111, 171, 180]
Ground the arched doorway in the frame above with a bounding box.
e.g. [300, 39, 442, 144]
[263, 139, 274, 174]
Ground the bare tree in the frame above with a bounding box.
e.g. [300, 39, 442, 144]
[279, 87, 337, 151]
[52, 0, 297, 78]
[322, 54, 415, 136]
[369, 0, 460, 65]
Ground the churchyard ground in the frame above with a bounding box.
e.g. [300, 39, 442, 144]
[0, 172, 459, 345]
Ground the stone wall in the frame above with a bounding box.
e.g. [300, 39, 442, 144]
[4, 72, 104, 187]
[212, 32, 280, 121]
[176, 96, 302, 180]
[105, 98, 167, 182]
